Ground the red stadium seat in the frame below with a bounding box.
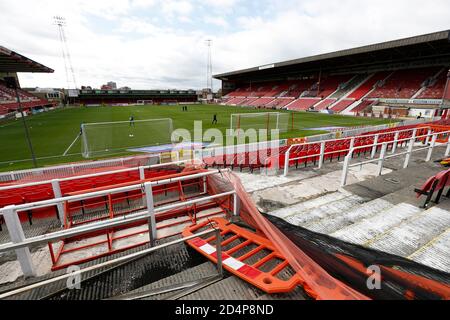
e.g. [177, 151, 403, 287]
[368, 67, 441, 99]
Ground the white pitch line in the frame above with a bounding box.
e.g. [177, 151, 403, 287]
[63, 133, 81, 156]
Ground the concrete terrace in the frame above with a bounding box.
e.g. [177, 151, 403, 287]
[0, 145, 449, 299]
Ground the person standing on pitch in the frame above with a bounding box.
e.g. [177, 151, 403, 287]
[129, 115, 135, 127]
[212, 113, 218, 125]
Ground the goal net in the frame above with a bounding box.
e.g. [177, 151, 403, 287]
[230, 112, 290, 133]
[81, 119, 174, 158]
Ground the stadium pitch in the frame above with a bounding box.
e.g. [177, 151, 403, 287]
[0, 104, 393, 171]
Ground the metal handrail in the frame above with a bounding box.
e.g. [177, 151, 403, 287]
[340, 129, 450, 186]
[0, 154, 160, 182]
[0, 169, 229, 215]
[0, 189, 236, 253]
[0, 159, 198, 192]
[0, 227, 222, 300]
[0, 168, 233, 280]
[283, 126, 434, 176]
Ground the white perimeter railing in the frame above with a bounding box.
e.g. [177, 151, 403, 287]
[0, 154, 160, 183]
[340, 129, 450, 186]
[0, 118, 432, 183]
[283, 126, 433, 177]
[0, 227, 224, 300]
[0, 169, 237, 278]
[0, 159, 200, 222]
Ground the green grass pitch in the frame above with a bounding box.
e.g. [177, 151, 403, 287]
[0, 104, 394, 172]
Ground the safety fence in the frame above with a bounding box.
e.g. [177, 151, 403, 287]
[0, 119, 433, 184]
[0, 154, 160, 183]
[0, 169, 237, 278]
[0, 227, 224, 300]
[0, 160, 199, 231]
[340, 129, 450, 186]
[282, 126, 430, 176]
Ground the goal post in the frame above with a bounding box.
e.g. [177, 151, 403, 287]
[230, 112, 290, 133]
[81, 118, 174, 158]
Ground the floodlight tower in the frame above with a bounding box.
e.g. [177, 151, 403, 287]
[54, 16, 78, 90]
[205, 39, 213, 93]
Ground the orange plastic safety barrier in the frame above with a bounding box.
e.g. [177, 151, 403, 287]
[183, 217, 303, 294]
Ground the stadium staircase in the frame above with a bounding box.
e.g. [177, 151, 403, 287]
[0, 122, 436, 228]
[329, 74, 368, 100]
[1, 126, 450, 300]
[367, 67, 441, 99]
[266, 164, 450, 274]
[416, 68, 448, 99]
[223, 66, 448, 114]
[203, 123, 425, 174]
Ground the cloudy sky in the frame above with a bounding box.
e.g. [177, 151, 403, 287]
[1, 0, 450, 90]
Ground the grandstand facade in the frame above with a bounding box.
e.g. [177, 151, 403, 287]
[71, 88, 199, 106]
[0, 46, 57, 119]
[215, 30, 450, 118]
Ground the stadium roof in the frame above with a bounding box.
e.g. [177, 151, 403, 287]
[214, 30, 450, 81]
[0, 46, 54, 73]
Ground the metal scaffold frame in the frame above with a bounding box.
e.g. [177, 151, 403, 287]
[0, 169, 239, 278]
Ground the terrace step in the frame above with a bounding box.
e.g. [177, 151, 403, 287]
[408, 229, 450, 273]
[305, 198, 394, 234]
[284, 194, 366, 227]
[115, 262, 218, 300]
[269, 191, 351, 219]
[116, 260, 307, 300]
[368, 206, 450, 258]
[330, 203, 423, 245]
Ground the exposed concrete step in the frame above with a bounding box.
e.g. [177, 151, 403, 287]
[306, 198, 394, 235]
[124, 261, 307, 300]
[284, 194, 366, 227]
[368, 207, 450, 258]
[330, 203, 423, 245]
[122, 262, 218, 300]
[182, 275, 306, 301]
[269, 191, 350, 219]
[408, 229, 450, 274]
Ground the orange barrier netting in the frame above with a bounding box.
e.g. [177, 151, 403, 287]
[206, 171, 370, 300]
[206, 171, 450, 300]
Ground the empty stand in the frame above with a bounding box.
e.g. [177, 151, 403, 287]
[0, 79, 51, 115]
[287, 98, 321, 111]
[305, 75, 354, 99]
[263, 83, 290, 97]
[285, 79, 317, 98]
[348, 72, 392, 100]
[0, 167, 184, 224]
[417, 68, 448, 99]
[225, 97, 247, 105]
[266, 98, 295, 109]
[222, 67, 449, 109]
[237, 97, 259, 106]
[331, 99, 355, 113]
[349, 99, 377, 114]
[225, 86, 252, 97]
[248, 97, 275, 107]
[330, 74, 367, 100]
[368, 67, 441, 99]
[314, 99, 336, 111]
